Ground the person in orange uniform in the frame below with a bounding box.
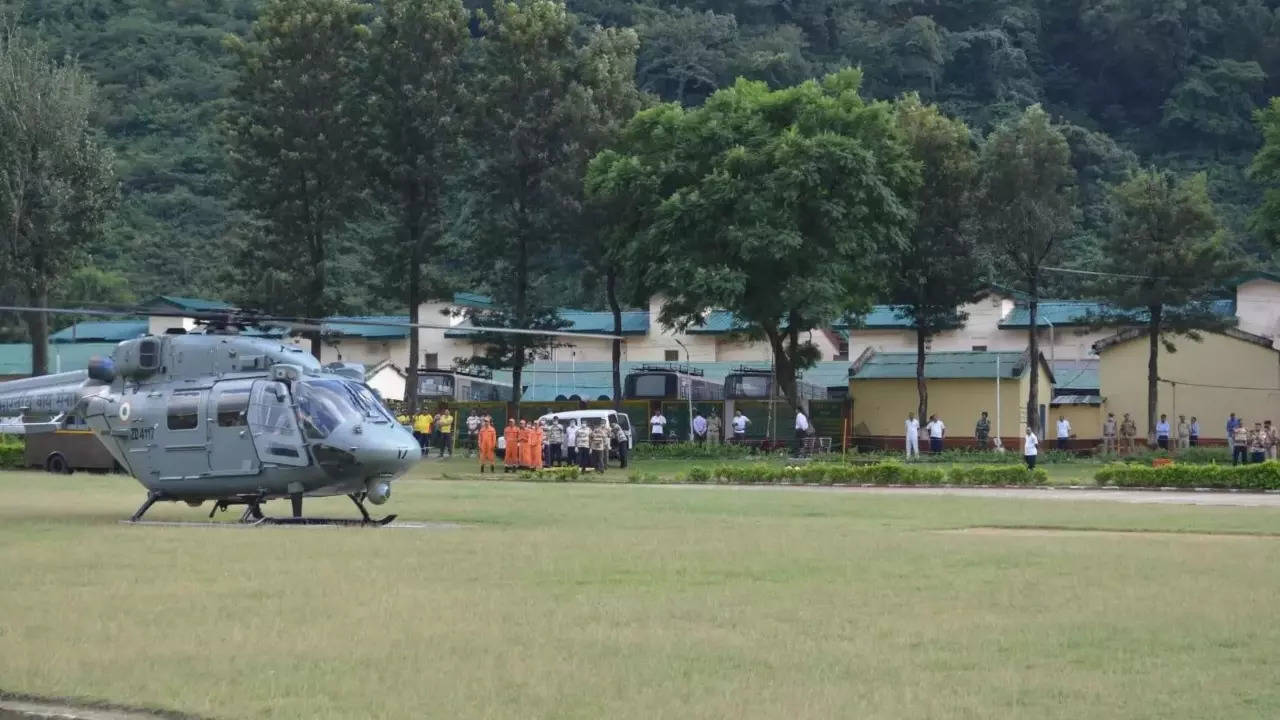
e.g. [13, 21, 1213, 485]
[516, 420, 531, 469]
[503, 419, 520, 473]
[477, 417, 498, 473]
[530, 421, 544, 471]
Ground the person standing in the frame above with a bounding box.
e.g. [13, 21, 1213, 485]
[1155, 414, 1171, 450]
[905, 412, 920, 459]
[974, 411, 990, 450]
[565, 420, 579, 468]
[1176, 415, 1189, 450]
[612, 421, 629, 469]
[926, 414, 946, 454]
[1023, 427, 1039, 469]
[1249, 422, 1267, 464]
[794, 408, 810, 456]
[1265, 420, 1277, 460]
[1231, 420, 1250, 466]
[1189, 416, 1200, 447]
[1056, 415, 1072, 451]
[1227, 413, 1241, 443]
[412, 411, 433, 455]
[531, 421, 545, 471]
[1102, 413, 1117, 455]
[576, 419, 593, 472]
[649, 410, 668, 444]
[477, 417, 497, 473]
[707, 411, 722, 445]
[503, 419, 520, 473]
[466, 410, 482, 458]
[692, 411, 708, 445]
[590, 420, 610, 473]
[1119, 413, 1137, 454]
[546, 417, 564, 467]
[731, 410, 750, 444]
[436, 410, 454, 458]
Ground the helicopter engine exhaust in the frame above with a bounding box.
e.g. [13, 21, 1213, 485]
[366, 478, 392, 505]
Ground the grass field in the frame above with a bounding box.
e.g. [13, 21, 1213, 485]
[3, 458, 1280, 719]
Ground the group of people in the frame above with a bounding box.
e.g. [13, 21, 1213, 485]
[394, 408, 456, 457]
[483, 416, 629, 474]
[903, 412, 950, 457]
[651, 409, 757, 445]
[1226, 414, 1279, 465]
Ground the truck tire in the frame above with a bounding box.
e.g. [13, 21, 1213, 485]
[45, 453, 72, 475]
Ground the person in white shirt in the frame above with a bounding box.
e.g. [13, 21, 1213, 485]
[692, 412, 708, 444]
[926, 414, 945, 454]
[1155, 414, 1171, 450]
[731, 410, 750, 444]
[794, 409, 810, 455]
[1055, 415, 1072, 451]
[649, 412, 667, 444]
[904, 412, 920, 459]
[1024, 428, 1039, 469]
[565, 421, 578, 466]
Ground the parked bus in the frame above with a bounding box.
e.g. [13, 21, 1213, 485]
[416, 368, 514, 403]
[623, 364, 724, 402]
[722, 366, 828, 404]
[24, 413, 118, 474]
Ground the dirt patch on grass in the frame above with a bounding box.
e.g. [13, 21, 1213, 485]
[938, 526, 1280, 540]
[0, 697, 202, 720]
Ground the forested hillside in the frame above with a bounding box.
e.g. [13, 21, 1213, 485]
[9, 0, 1280, 311]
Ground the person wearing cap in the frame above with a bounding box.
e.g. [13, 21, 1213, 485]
[1101, 413, 1117, 455]
[974, 411, 990, 450]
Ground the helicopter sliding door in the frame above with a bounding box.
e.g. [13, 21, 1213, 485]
[208, 381, 259, 475]
[248, 380, 309, 467]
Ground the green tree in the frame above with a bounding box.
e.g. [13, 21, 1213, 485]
[1251, 97, 1280, 249]
[454, 0, 641, 412]
[222, 0, 371, 358]
[978, 104, 1075, 435]
[887, 94, 980, 424]
[1095, 169, 1238, 445]
[589, 69, 917, 411]
[366, 0, 470, 418]
[0, 30, 117, 375]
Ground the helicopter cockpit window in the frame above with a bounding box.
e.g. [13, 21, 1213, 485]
[294, 379, 363, 440]
[216, 391, 250, 427]
[345, 381, 393, 423]
[167, 392, 200, 431]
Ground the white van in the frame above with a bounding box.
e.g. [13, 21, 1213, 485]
[536, 409, 634, 447]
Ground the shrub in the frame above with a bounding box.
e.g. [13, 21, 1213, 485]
[519, 467, 581, 482]
[0, 437, 24, 469]
[947, 465, 1048, 486]
[630, 442, 753, 461]
[627, 471, 662, 484]
[1095, 461, 1280, 490]
[685, 466, 712, 484]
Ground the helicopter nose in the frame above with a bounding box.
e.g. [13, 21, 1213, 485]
[354, 425, 421, 479]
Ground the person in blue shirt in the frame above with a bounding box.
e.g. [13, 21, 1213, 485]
[1189, 416, 1200, 446]
[1227, 412, 1241, 440]
[1155, 414, 1171, 450]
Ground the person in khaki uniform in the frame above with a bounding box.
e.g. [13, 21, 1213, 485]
[589, 421, 610, 473]
[1101, 413, 1117, 455]
[1119, 413, 1137, 454]
[1264, 420, 1277, 460]
[707, 411, 722, 446]
[576, 419, 593, 472]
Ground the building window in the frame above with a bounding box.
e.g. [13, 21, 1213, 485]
[664, 350, 679, 362]
[423, 353, 438, 369]
[835, 340, 849, 361]
[972, 345, 988, 352]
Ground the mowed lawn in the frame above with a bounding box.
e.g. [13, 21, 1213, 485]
[2, 460, 1280, 719]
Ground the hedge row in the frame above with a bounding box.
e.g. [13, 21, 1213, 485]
[0, 438, 23, 469]
[1095, 461, 1280, 489]
[630, 442, 754, 460]
[518, 467, 582, 482]
[686, 462, 1049, 486]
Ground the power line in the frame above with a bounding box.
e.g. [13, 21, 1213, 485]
[1160, 378, 1280, 392]
[1041, 266, 1166, 280]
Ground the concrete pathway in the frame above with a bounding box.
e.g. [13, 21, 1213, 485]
[656, 484, 1280, 508]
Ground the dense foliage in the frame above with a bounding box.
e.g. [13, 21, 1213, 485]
[1096, 461, 1280, 489]
[7, 0, 1279, 321]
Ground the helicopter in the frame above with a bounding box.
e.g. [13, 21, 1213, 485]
[0, 304, 620, 526]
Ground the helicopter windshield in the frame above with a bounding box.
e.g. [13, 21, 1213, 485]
[294, 379, 363, 439]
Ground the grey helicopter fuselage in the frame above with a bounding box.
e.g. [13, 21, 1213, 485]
[50, 332, 418, 507]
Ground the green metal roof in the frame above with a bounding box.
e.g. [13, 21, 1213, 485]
[0, 343, 121, 376]
[445, 309, 650, 338]
[49, 320, 147, 343]
[999, 299, 1234, 328]
[146, 295, 236, 312]
[452, 292, 493, 308]
[496, 360, 853, 401]
[850, 351, 1043, 381]
[322, 316, 409, 340]
[685, 311, 751, 334]
[1051, 361, 1099, 392]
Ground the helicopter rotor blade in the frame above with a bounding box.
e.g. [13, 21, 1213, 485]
[0, 305, 624, 341]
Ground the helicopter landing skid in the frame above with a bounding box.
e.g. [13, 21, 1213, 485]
[251, 514, 398, 527]
[216, 492, 395, 526]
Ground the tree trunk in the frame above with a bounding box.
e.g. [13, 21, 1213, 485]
[1026, 277, 1040, 435]
[308, 232, 326, 360]
[606, 265, 622, 411]
[24, 283, 49, 377]
[915, 325, 928, 424]
[511, 227, 528, 418]
[763, 323, 800, 416]
[1146, 305, 1161, 447]
[404, 209, 423, 420]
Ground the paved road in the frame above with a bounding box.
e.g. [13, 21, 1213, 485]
[659, 484, 1280, 508]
